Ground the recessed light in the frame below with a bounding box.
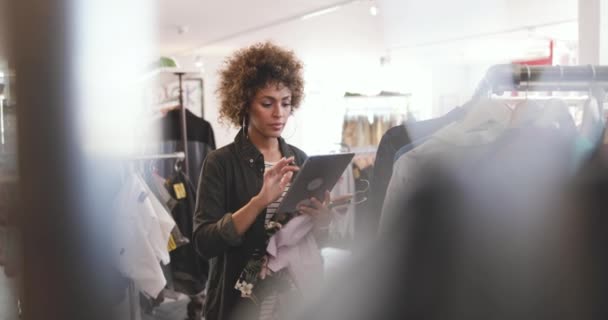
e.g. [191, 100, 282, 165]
[370, 5, 378, 16]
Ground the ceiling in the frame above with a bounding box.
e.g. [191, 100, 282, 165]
[158, 0, 360, 56]
[379, 0, 578, 51]
[159, 0, 579, 62]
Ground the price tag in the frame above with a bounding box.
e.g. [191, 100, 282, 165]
[173, 183, 187, 200]
[168, 235, 177, 252]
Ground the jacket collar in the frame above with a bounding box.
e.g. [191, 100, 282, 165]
[234, 128, 294, 163]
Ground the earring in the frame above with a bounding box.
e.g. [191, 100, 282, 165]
[242, 115, 248, 139]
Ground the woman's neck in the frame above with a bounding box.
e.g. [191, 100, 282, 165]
[247, 127, 281, 161]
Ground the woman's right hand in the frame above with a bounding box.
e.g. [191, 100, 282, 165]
[254, 157, 299, 207]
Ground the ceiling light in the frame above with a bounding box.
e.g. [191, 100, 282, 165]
[194, 56, 204, 68]
[301, 6, 341, 20]
[370, 5, 378, 16]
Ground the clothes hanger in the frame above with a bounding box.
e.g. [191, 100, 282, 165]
[589, 64, 606, 123]
[174, 157, 184, 173]
[536, 65, 577, 134]
[580, 65, 604, 143]
[456, 83, 512, 133]
[510, 65, 543, 127]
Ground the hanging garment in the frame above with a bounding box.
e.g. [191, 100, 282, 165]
[580, 98, 604, 146]
[380, 100, 511, 233]
[165, 171, 208, 295]
[164, 170, 208, 320]
[299, 127, 585, 320]
[366, 107, 465, 237]
[329, 164, 356, 243]
[137, 174, 176, 265]
[144, 172, 190, 251]
[156, 108, 216, 188]
[113, 173, 174, 298]
[341, 117, 359, 148]
[154, 108, 214, 297]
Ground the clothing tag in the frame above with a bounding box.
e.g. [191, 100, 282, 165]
[173, 183, 187, 200]
[167, 235, 177, 252]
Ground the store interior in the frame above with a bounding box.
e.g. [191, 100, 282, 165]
[1, 0, 608, 319]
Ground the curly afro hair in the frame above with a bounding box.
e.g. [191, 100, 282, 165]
[217, 41, 305, 127]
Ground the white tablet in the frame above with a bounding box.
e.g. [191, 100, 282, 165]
[276, 153, 355, 214]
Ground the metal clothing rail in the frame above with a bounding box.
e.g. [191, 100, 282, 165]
[477, 64, 608, 94]
[130, 151, 185, 161]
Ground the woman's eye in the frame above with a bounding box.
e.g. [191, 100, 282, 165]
[282, 103, 291, 108]
[262, 103, 272, 108]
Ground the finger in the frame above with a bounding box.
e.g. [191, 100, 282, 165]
[279, 171, 293, 189]
[310, 197, 324, 210]
[297, 205, 318, 216]
[279, 165, 299, 175]
[268, 157, 290, 174]
[324, 191, 331, 205]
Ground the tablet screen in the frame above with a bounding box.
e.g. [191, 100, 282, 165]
[276, 153, 355, 214]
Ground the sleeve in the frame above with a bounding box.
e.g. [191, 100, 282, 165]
[193, 153, 242, 259]
[379, 153, 417, 233]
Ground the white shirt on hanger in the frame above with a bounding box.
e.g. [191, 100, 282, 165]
[380, 99, 511, 232]
[113, 173, 174, 298]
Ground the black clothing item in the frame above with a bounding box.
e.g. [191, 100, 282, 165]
[165, 172, 207, 294]
[193, 129, 307, 320]
[154, 108, 215, 287]
[155, 108, 215, 320]
[365, 107, 465, 239]
[160, 109, 216, 148]
[157, 108, 216, 188]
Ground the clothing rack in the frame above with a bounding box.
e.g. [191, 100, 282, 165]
[130, 151, 186, 161]
[476, 64, 608, 95]
[155, 68, 203, 176]
[125, 151, 186, 320]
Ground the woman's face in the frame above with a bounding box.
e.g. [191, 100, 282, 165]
[247, 82, 292, 139]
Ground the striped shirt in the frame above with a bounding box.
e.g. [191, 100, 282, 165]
[260, 162, 293, 320]
[264, 161, 290, 225]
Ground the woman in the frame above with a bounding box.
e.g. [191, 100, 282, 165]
[193, 42, 332, 320]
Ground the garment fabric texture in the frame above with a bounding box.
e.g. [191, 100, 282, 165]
[341, 114, 403, 149]
[193, 129, 308, 320]
[329, 164, 356, 243]
[266, 214, 323, 299]
[165, 171, 208, 295]
[113, 173, 175, 298]
[366, 107, 465, 238]
[301, 125, 591, 320]
[154, 108, 215, 297]
[156, 108, 216, 188]
[380, 102, 508, 233]
[263, 161, 290, 225]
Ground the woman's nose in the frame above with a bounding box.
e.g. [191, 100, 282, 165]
[272, 104, 284, 117]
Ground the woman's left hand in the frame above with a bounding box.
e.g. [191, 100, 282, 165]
[297, 190, 332, 229]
